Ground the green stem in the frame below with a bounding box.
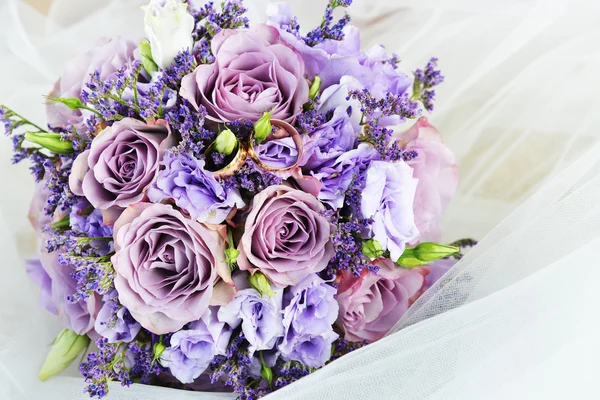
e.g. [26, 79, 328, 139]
[5, 107, 47, 132]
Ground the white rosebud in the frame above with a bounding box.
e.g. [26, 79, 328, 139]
[142, 0, 195, 69]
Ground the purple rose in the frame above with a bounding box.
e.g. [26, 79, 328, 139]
[237, 185, 335, 287]
[358, 45, 412, 99]
[255, 137, 299, 170]
[147, 153, 245, 224]
[279, 274, 339, 368]
[266, 3, 365, 88]
[180, 24, 309, 123]
[25, 258, 56, 314]
[301, 106, 360, 171]
[313, 143, 380, 209]
[161, 307, 232, 384]
[47, 37, 138, 130]
[361, 160, 419, 261]
[218, 287, 284, 356]
[70, 118, 176, 217]
[336, 259, 427, 342]
[94, 290, 141, 343]
[112, 203, 226, 334]
[35, 237, 101, 335]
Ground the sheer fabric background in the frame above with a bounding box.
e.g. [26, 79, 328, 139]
[1, 0, 599, 399]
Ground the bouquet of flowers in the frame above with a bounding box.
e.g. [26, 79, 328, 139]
[1, 0, 470, 398]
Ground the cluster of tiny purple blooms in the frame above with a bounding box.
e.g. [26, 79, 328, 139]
[1, 1, 467, 399]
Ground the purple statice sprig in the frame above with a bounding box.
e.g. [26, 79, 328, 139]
[189, 0, 250, 42]
[166, 100, 215, 159]
[43, 156, 78, 215]
[412, 57, 444, 112]
[273, 361, 315, 389]
[303, 0, 353, 47]
[221, 159, 283, 197]
[330, 338, 369, 362]
[160, 50, 198, 89]
[81, 337, 164, 399]
[46, 224, 115, 303]
[83, 61, 143, 122]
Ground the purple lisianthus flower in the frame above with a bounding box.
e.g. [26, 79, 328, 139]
[266, 3, 365, 88]
[302, 106, 360, 171]
[161, 307, 232, 384]
[70, 118, 177, 219]
[237, 185, 335, 287]
[112, 203, 227, 334]
[313, 143, 380, 209]
[94, 290, 141, 343]
[180, 24, 308, 123]
[218, 287, 284, 356]
[148, 153, 245, 224]
[70, 199, 113, 238]
[358, 45, 412, 99]
[47, 36, 138, 131]
[361, 160, 419, 261]
[25, 258, 56, 314]
[278, 274, 339, 368]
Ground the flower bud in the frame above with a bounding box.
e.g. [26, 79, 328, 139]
[225, 247, 240, 266]
[362, 238, 383, 260]
[139, 41, 159, 74]
[214, 129, 238, 156]
[249, 271, 275, 297]
[25, 132, 74, 155]
[153, 340, 167, 364]
[45, 96, 86, 111]
[397, 242, 459, 267]
[142, 0, 195, 69]
[254, 111, 273, 144]
[38, 329, 90, 381]
[309, 75, 322, 100]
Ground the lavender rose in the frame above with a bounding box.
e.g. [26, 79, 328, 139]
[393, 117, 458, 243]
[361, 160, 419, 261]
[161, 307, 232, 384]
[180, 24, 309, 123]
[337, 259, 427, 342]
[147, 153, 245, 224]
[70, 118, 176, 216]
[218, 287, 284, 356]
[47, 37, 138, 130]
[237, 185, 335, 287]
[112, 203, 226, 334]
[279, 274, 339, 368]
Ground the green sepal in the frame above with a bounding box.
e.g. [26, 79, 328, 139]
[362, 238, 384, 260]
[259, 352, 273, 385]
[309, 76, 322, 100]
[139, 41, 159, 74]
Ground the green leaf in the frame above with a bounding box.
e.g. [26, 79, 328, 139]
[38, 329, 90, 381]
[139, 41, 159, 74]
[24, 132, 74, 155]
[249, 271, 275, 297]
[254, 111, 273, 144]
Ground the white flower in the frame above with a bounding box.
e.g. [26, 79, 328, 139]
[142, 0, 195, 69]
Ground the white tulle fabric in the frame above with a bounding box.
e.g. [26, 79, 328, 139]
[2, 0, 600, 399]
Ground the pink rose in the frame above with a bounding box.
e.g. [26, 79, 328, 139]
[395, 117, 458, 243]
[180, 24, 309, 123]
[336, 259, 427, 342]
